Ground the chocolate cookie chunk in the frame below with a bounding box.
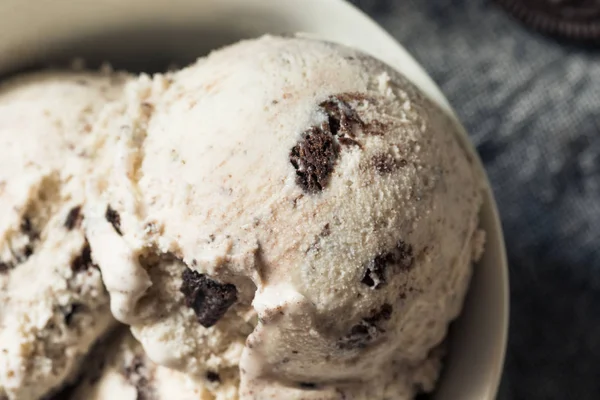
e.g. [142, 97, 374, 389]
[362, 240, 414, 289]
[290, 94, 368, 193]
[495, 0, 600, 40]
[71, 243, 94, 272]
[290, 126, 340, 194]
[64, 206, 82, 230]
[337, 304, 393, 349]
[122, 355, 154, 400]
[180, 269, 238, 328]
[105, 205, 122, 235]
[0, 261, 13, 274]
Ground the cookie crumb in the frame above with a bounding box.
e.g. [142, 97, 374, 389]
[338, 137, 362, 148]
[180, 269, 238, 328]
[105, 205, 122, 235]
[20, 217, 37, 238]
[71, 242, 94, 272]
[62, 303, 84, 326]
[372, 153, 398, 175]
[206, 371, 221, 383]
[122, 355, 153, 400]
[290, 93, 371, 194]
[290, 126, 340, 193]
[0, 261, 12, 274]
[298, 382, 318, 389]
[337, 303, 393, 349]
[64, 205, 83, 230]
[361, 240, 414, 288]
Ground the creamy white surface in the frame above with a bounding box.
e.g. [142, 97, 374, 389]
[0, 70, 128, 400]
[85, 36, 484, 399]
[69, 330, 238, 400]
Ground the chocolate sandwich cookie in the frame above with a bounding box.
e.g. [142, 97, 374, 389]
[495, 0, 600, 41]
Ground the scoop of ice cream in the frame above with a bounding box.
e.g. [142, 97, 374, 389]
[85, 35, 484, 399]
[67, 329, 237, 400]
[0, 69, 129, 400]
[84, 73, 255, 387]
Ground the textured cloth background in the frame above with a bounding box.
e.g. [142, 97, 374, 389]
[348, 0, 600, 399]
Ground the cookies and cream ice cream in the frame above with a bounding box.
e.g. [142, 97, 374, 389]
[83, 35, 484, 399]
[67, 329, 237, 400]
[0, 70, 129, 400]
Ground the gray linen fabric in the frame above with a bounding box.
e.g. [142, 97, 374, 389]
[349, 0, 600, 399]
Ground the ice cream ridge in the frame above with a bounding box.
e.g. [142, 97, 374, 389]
[83, 35, 484, 400]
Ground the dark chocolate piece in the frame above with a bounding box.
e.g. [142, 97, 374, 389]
[20, 217, 37, 238]
[298, 382, 318, 389]
[122, 355, 153, 400]
[0, 261, 13, 274]
[290, 93, 371, 193]
[62, 303, 84, 326]
[71, 242, 94, 272]
[372, 153, 398, 175]
[362, 240, 414, 289]
[206, 371, 221, 382]
[337, 303, 393, 349]
[64, 205, 83, 230]
[180, 269, 238, 328]
[105, 205, 122, 235]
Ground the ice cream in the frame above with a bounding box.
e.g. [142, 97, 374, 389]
[66, 329, 237, 400]
[0, 69, 129, 400]
[84, 35, 484, 400]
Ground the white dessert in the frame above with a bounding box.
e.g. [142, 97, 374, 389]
[84, 36, 484, 399]
[0, 70, 129, 400]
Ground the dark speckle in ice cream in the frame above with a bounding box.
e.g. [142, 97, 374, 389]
[122, 355, 154, 400]
[105, 205, 122, 235]
[319, 95, 365, 137]
[292, 194, 304, 208]
[338, 137, 362, 148]
[20, 217, 35, 237]
[365, 120, 387, 136]
[290, 93, 371, 193]
[61, 303, 85, 326]
[206, 371, 221, 383]
[11, 216, 40, 263]
[0, 261, 13, 274]
[361, 240, 414, 289]
[364, 303, 393, 324]
[290, 126, 340, 193]
[64, 205, 83, 230]
[298, 382, 318, 389]
[22, 245, 33, 258]
[337, 303, 393, 350]
[372, 153, 398, 175]
[180, 269, 238, 328]
[71, 242, 94, 272]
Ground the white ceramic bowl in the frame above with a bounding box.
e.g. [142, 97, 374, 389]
[0, 0, 509, 398]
